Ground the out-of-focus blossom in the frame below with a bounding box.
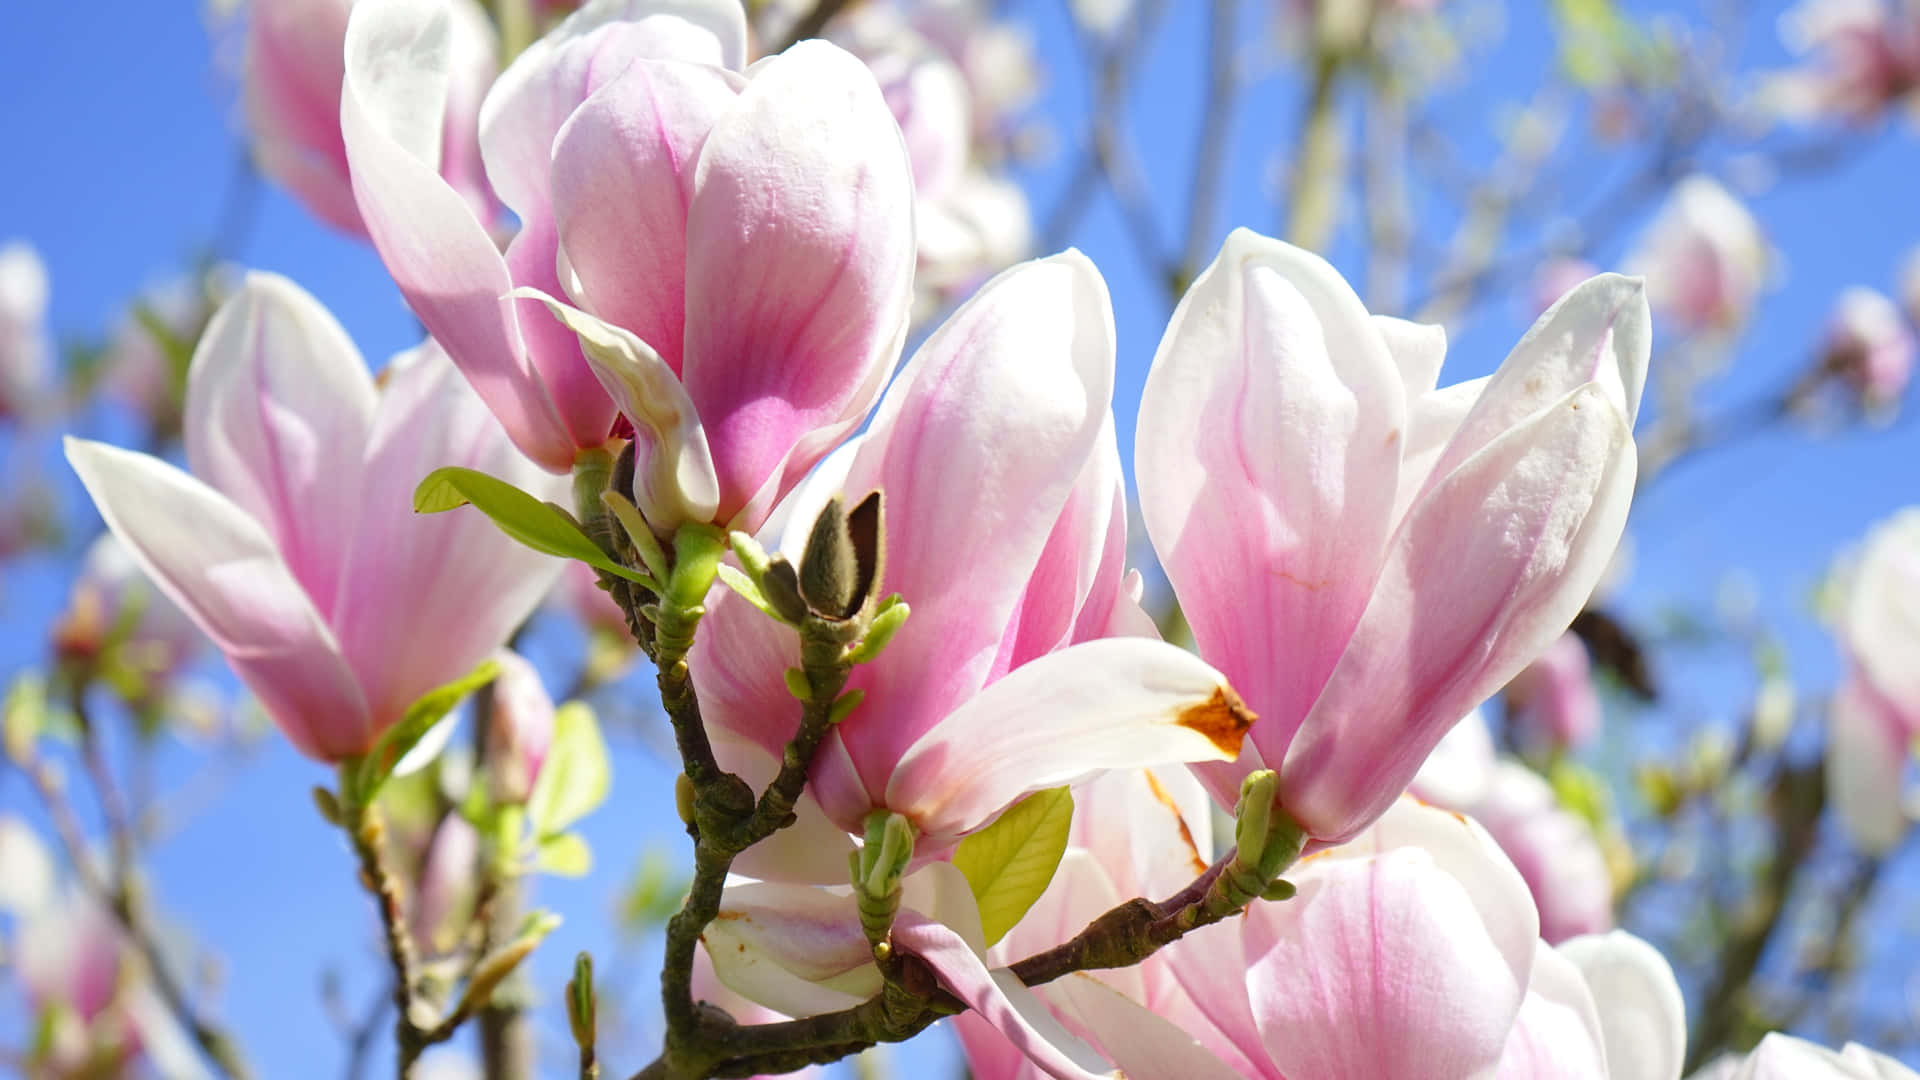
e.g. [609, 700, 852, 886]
[67, 273, 563, 763]
[0, 241, 50, 421]
[956, 797, 1683, 1080]
[552, 560, 628, 635]
[1414, 714, 1617, 943]
[346, 0, 917, 539]
[830, 6, 1032, 307]
[1532, 256, 1601, 318]
[1139, 228, 1646, 842]
[410, 813, 479, 953]
[241, 0, 498, 237]
[1825, 508, 1920, 852]
[694, 251, 1245, 851]
[413, 1050, 485, 1080]
[54, 534, 203, 673]
[1819, 286, 1915, 410]
[0, 815, 55, 919]
[1900, 246, 1920, 324]
[1506, 631, 1605, 751]
[1626, 175, 1768, 333]
[487, 649, 554, 804]
[97, 267, 235, 439]
[1693, 1032, 1919, 1079]
[1765, 0, 1920, 124]
[1469, 763, 1615, 944]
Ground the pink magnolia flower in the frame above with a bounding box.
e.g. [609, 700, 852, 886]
[0, 240, 50, 422]
[693, 251, 1248, 850]
[66, 273, 563, 763]
[486, 649, 555, 804]
[1767, 0, 1920, 124]
[1139, 228, 1647, 842]
[411, 812, 480, 952]
[1825, 508, 1920, 853]
[1694, 1033, 1919, 1079]
[958, 797, 1684, 1080]
[1821, 286, 1915, 409]
[243, 0, 497, 237]
[344, 0, 915, 541]
[1625, 176, 1768, 333]
[1506, 631, 1605, 751]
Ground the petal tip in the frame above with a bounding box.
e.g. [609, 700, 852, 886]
[1178, 685, 1256, 758]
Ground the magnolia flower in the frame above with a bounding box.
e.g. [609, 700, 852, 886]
[1625, 176, 1768, 333]
[1766, 0, 1920, 124]
[1506, 631, 1605, 751]
[1825, 508, 1920, 853]
[345, 0, 915, 542]
[1693, 1032, 1919, 1079]
[956, 797, 1684, 1080]
[1533, 256, 1603, 319]
[1820, 286, 1915, 410]
[694, 251, 1247, 851]
[243, 0, 497, 237]
[0, 240, 50, 421]
[486, 649, 555, 804]
[411, 813, 479, 953]
[66, 273, 562, 763]
[1139, 228, 1647, 842]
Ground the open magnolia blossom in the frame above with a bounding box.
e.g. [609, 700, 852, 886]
[694, 250, 1246, 851]
[242, 0, 498, 238]
[345, 0, 917, 541]
[1625, 175, 1768, 334]
[1139, 228, 1648, 843]
[65, 273, 563, 762]
[951, 791, 1684, 1080]
[1825, 507, 1920, 853]
[1693, 1032, 1920, 1079]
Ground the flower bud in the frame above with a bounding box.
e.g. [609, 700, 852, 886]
[1820, 286, 1914, 411]
[487, 650, 555, 806]
[0, 241, 50, 422]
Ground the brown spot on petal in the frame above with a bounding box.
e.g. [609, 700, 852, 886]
[1177, 686, 1255, 757]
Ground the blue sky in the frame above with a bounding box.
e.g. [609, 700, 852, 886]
[3, 0, 1919, 1075]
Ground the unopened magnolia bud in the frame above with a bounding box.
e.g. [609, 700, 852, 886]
[1234, 770, 1280, 866]
[488, 651, 555, 806]
[566, 951, 596, 1049]
[759, 556, 810, 625]
[800, 496, 858, 617]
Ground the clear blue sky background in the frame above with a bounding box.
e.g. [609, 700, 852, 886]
[3, 0, 1918, 1076]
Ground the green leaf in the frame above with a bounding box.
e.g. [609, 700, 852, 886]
[350, 660, 499, 806]
[412, 466, 654, 586]
[528, 702, 610, 836]
[951, 787, 1074, 947]
[534, 832, 593, 877]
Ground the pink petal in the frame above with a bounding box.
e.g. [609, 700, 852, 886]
[1282, 383, 1636, 842]
[1242, 837, 1531, 1077]
[551, 60, 742, 376]
[1050, 973, 1246, 1080]
[1420, 273, 1649, 501]
[1137, 229, 1405, 778]
[243, 0, 362, 234]
[829, 251, 1115, 798]
[65, 439, 371, 760]
[892, 914, 1113, 1080]
[502, 212, 618, 451]
[886, 638, 1252, 841]
[682, 39, 916, 528]
[1826, 670, 1911, 855]
[329, 343, 566, 728]
[342, 0, 575, 470]
[477, 0, 745, 220]
[183, 272, 376, 620]
[1495, 942, 1608, 1080]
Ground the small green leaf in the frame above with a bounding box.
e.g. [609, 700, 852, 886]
[534, 832, 593, 877]
[951, 787, 1074, 947]
[413, 466, 653, 586]
[351, 660, 499, 805]
[717, 562, 786, 623]
[528, 702, 610, 836]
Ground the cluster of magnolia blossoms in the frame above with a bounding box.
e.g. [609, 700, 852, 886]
[65, 0, 1893, 1076]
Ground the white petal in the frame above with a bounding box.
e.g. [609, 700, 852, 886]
[886, 639, 1253, 841]
[1556, 930, 1687, 1080]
